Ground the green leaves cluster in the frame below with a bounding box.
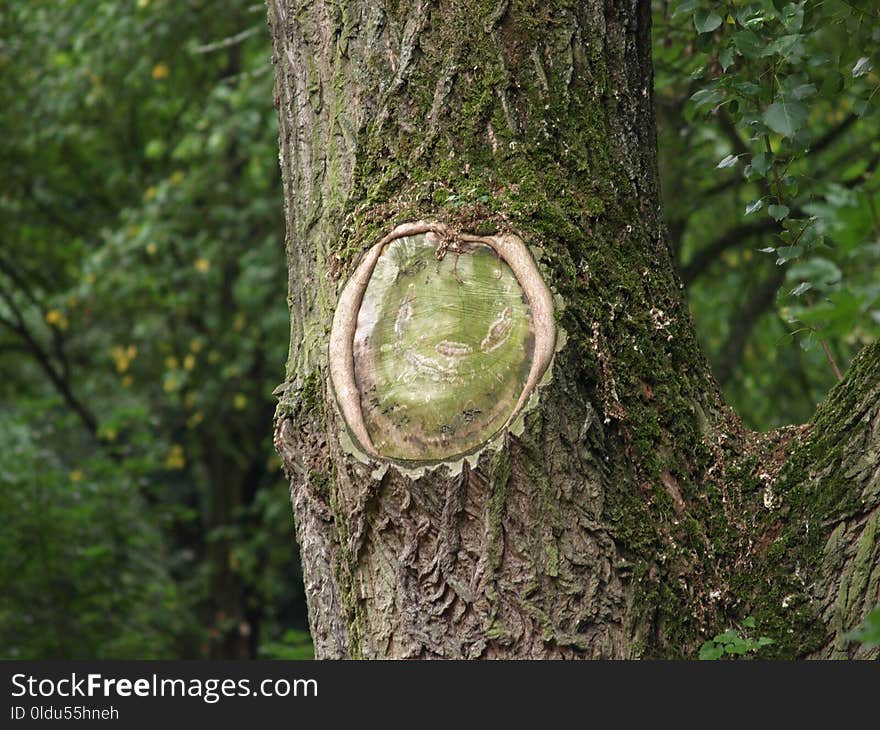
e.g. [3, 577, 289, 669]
[844, 607, 880, 649]
[656, 0, 880, 427]
[698, 617, 774, 660]
[0, 0, 308, 658]
[0, 404, 190, 658]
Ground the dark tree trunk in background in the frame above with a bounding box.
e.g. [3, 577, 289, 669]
[267, 0, 879, 659]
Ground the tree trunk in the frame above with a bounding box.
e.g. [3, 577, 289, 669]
[266, 0, 879, 659]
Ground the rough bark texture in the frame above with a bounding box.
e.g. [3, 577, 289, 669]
[267, 0, 879, 659]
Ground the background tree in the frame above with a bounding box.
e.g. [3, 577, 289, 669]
[655, 0, 880, 428]
[269, 0, 879, 658]
[0, 0, 309, 659]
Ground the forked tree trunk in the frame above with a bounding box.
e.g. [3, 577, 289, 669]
[266, 0, 879, 659]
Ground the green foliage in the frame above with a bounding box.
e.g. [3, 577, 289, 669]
[698, 617, 775, 660]
[656, 0, 880, 428]
[845, 607, 880, 649]
[258, 629, 316, 660]
[0, 402, 191, 658]
[0, 0, 308, 658]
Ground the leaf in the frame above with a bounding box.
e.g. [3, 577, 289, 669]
[734, 30, 767, 60]
[791, 281, 813, 296]
[735, 5, 770, 28]
[746, 152, 771, 179]
[768, 204, 790, 221]
[765, 34, 805, 61]
[852, 57, 872, 78]
[742, 616, 756, 629]
[694, 10, 723, 33]
[790, 83, 817, 100]
[716, 154, 739, 169]
[724, 639, 751, 655]
[698, 642, 725, 660]
[845, 608, 880, 648]
[719, 47, 734, 71]
[690, 87, 725, 109]
[853, 99, 873, 118]
[672, 0, 700, 18]
[731, 80, 763, 97]
[758, 247, 777, 254]
[745, 198, 764, 215]
[781, 2, 805, 32]
[787, 257, 842, 289]
[757, 637, 775, 647]
[763, 100, 808, 137]
[776, 245, 803, 264]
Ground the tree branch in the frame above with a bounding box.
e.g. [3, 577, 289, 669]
[714, 264, 786, 386]
[681, 217, 779, 284]
[192, 25, 262, 54]
[0, 283, 98, 436]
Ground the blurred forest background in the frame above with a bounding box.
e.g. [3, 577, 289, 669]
[0, 0, 877, 659]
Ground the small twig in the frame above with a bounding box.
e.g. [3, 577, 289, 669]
[802, 293, 843, 382]
[191, 26, 262, 55]
[820, 338, 843, 382]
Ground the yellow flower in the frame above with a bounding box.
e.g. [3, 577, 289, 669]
[45, 309, 68, 330]
[189, 338, 203, 353]
[110, 344, 136, 373]
[146, 242, 158, 255]
[194, 258, 210, 273]
[187, 411, 204, 429]
[144, 185, 157, 201]
[70, 470, 83, 482]
[165, 444, 185, 470]
[170, 170, 185, 186]
[152, 62, 170, 81]
[165, 355, 179, 370]
[183, 353, 196, 371]
[233, 393, 247, 411]
[207, 350, 221, 364]
[163, 375, 180, 393]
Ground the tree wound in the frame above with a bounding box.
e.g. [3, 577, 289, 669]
[329, 223, 555, 462]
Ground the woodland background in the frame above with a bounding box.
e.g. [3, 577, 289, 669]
[1, 0, 878, 659]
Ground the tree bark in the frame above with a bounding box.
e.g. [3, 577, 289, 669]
[266, 0, 879, 659]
